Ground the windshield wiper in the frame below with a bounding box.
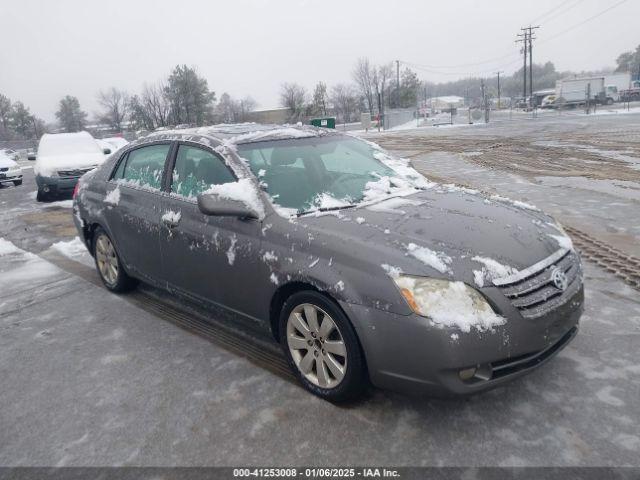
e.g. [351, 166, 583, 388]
[297, 204, 357, 217]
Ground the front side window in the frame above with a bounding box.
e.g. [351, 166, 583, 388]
[170, 145, 235, 199]
[114, 144, 170, 190]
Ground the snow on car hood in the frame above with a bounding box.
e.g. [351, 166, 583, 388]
[0, 154, 18, 169]
[34, 152, 105, 177]
[297, 188, 568, 285]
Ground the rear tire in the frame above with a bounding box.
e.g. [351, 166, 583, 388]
[36, 189, 47, 202]
[92, 227, 137, 293]
[279, 290, 367, 402]
[13, 179, 22, 186]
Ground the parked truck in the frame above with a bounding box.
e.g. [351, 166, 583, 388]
[604, 72, 632, 103]
[620, 79, 640, 102]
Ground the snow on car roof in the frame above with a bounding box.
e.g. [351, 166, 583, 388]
[144, 123, 335, 146]
[38, 131, 103, 157]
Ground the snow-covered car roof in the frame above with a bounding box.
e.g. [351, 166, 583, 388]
[38, 131, 104, 157]
[143, 123, 337, 147]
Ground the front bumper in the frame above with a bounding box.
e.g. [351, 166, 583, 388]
[341, 284, 583, 396]
[36, 175, 80, 195]
[0, 169, 22, 183]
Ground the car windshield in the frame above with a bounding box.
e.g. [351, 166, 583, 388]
[237, 136, 422, 214]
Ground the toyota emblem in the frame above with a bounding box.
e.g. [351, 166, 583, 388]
[551, 268, 569, 291]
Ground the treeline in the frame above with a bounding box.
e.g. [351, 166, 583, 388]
[0, 95, 47, 141]
[278, 58, 421, 124]
[0, 64, 251, 140]
[2, 43, 638, 140]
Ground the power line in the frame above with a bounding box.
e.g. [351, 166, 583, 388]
[528, 0, 577, 25]
[536, 0, 583, 26]
[402, 56, 522, 78]
[539, 0, 630, 44]
[400, 51, 519, 70]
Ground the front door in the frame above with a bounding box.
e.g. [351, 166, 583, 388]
[158, 142, 266, 325]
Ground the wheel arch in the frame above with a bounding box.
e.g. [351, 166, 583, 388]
[269, 281, 319, 341]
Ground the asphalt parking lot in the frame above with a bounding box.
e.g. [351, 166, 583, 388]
[1, 111, 640, 466]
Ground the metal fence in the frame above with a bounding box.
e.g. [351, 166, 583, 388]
[382, 108, 416, 130]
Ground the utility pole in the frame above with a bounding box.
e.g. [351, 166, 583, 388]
[495, 71, 503, 109]
[516, 29, 528, 104]
[395, 60, 400, 108]
[528, 26, 539, 109]
[518, 26, 539, 110]
[481, 78, 488, 123]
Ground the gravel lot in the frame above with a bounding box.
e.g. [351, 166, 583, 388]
[1, 111, 639, 466]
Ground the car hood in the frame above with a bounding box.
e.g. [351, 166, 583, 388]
[34, 153, 105, 177]
[0, 156, 18, 168]
[297, 188, 567, 283]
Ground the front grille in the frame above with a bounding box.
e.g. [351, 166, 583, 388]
[57, 167, 94, 178]
[493, 249, 582, 319]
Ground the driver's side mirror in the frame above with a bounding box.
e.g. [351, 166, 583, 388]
[102, 148, 112, 155]
[197, 194, 258, 219]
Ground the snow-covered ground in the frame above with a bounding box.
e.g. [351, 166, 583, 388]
[1, 112, 640, 466]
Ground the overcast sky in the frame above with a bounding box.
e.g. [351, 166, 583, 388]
[1, 0, 638, 122]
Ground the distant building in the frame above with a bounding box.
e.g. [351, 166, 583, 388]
[426, 96, 465, 110]
[246, 107, 291, 125]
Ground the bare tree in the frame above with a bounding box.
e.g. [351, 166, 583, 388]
[311, 82, 328, 116]
[373, 63, 393, 114]
[97, 87, 130, 131]
[279, 83, 307, 122]
[352, 58, 375, 114]
[216, 93, 257, 123]
[329, 84, 358, 124]
[142, 82, 171, 128]
[237, 96, 257, 122]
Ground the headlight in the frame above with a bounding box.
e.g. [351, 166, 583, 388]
[391, 275, 505, 332]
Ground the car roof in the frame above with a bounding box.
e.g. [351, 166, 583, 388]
[141, 123, 339, 147]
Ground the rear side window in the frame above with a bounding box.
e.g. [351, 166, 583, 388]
[113, 144, 170, 190]
[112, 153, 127, 179]
[170, 145, 235, 198]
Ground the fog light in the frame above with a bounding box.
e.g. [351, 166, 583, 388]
[43, 185, 50, 192]
[459, 367, 477, 381]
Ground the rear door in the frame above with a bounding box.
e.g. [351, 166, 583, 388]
[158, 142, 266, 324]
[104, 142, 173, 283]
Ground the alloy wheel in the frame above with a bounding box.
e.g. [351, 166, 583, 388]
[286, 303, 347, 389]
[95, 234, 119, 286]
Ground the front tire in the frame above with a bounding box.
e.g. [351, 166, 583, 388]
[279, 291, 367, 402]
[92, 227, 136, 293]
[13, 179, 22, 186]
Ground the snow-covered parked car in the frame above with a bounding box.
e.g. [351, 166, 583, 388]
[0, 151, 23, 186]
[1, 148, 20, 162]
[35, 131, 106, 201]
[72, 124, 583, 401]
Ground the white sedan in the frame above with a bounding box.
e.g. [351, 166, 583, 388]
[0, 152, 23, 186]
